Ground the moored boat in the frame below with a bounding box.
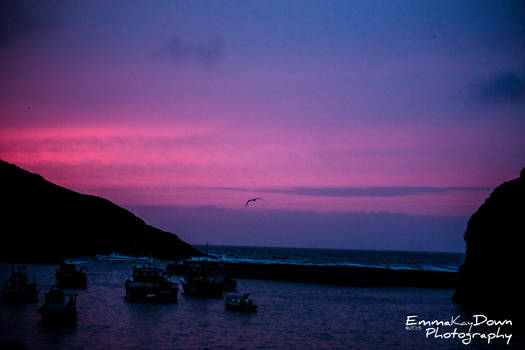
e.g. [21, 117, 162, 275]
[38, 285, 77, 325]
[224, 292, 257, 312]
[56, 260, 88, 289]
[180, 260, 225, 297]
[2, 265, 39, 302]
[125, 261, 178, 302]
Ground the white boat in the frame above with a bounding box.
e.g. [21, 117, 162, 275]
[224, 292, 257, 312]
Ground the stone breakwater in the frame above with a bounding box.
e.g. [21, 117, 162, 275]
[168, 262, 457, 288]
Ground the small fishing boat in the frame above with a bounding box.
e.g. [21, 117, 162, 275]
[38, 285, 77, 325]
[2, 265, 39, 302]
[125, 261, 178, 302]
[180, 273, 224, 297]
[180, 259, 225, 297]
[179, 244, 237, 297]
[56, 260, 88, 289]
[224, 292, 257, 312]
[168, 259, 237, 294]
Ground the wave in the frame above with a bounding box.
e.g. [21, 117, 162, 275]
[95, 253, 151, 262]
[197, 256, 459, 273]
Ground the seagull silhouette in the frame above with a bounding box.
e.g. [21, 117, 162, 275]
[244, 197, 263, 207]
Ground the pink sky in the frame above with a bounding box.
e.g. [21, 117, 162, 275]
[0, 120, 514, 216]
[1, 0, 524, 220]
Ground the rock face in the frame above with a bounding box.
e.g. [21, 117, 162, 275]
[0, 160, 202, 263]
[454, 168, 525, 322]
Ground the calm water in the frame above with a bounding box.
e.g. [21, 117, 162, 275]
[0, 249, 520, 349]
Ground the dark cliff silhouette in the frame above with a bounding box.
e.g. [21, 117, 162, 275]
[454, 167, 525, 326]
[0, 160, 202, 263]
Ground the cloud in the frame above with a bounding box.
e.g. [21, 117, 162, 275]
[126, 205, 468, 252]
[210, 186, 489, 198]
[161, 36, 225, 65]
[474, 71, 525, 103]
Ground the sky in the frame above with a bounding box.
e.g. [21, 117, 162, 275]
[1, 0, 524, 251]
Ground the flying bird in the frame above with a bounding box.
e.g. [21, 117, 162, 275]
[245, 197, 263, 207]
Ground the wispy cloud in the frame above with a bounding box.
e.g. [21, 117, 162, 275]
[472, 71, 525, 103]
[0, 125, 497, 215]
[209, 186, 489, 198]
[160, 36, 225, 65]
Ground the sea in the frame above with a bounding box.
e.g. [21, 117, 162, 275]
[195, 245, 464, 272]
[0, 246, 520, 350]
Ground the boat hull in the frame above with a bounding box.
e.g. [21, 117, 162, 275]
[2, 287, 39, 302]
[181, 280, 224, 297]
[125, 282, 178, 302]
[224, 303, 257, 312]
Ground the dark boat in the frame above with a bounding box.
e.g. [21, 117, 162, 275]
[167, 259, 237, 292]
[38, 285, 77, 325]
[224, 292, 257, 312]
[56, 260, 88, 289]
[175, 244, 237, 297]
[2, 265, 39, 302]
[180, 259, 226, 297]
[125, 261, 178, 302]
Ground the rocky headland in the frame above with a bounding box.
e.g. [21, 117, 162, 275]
[0, 160, 202, 263]
[454, 167, 525, 328]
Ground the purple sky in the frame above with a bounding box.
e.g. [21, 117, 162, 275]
[1, 1, 524, 251]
